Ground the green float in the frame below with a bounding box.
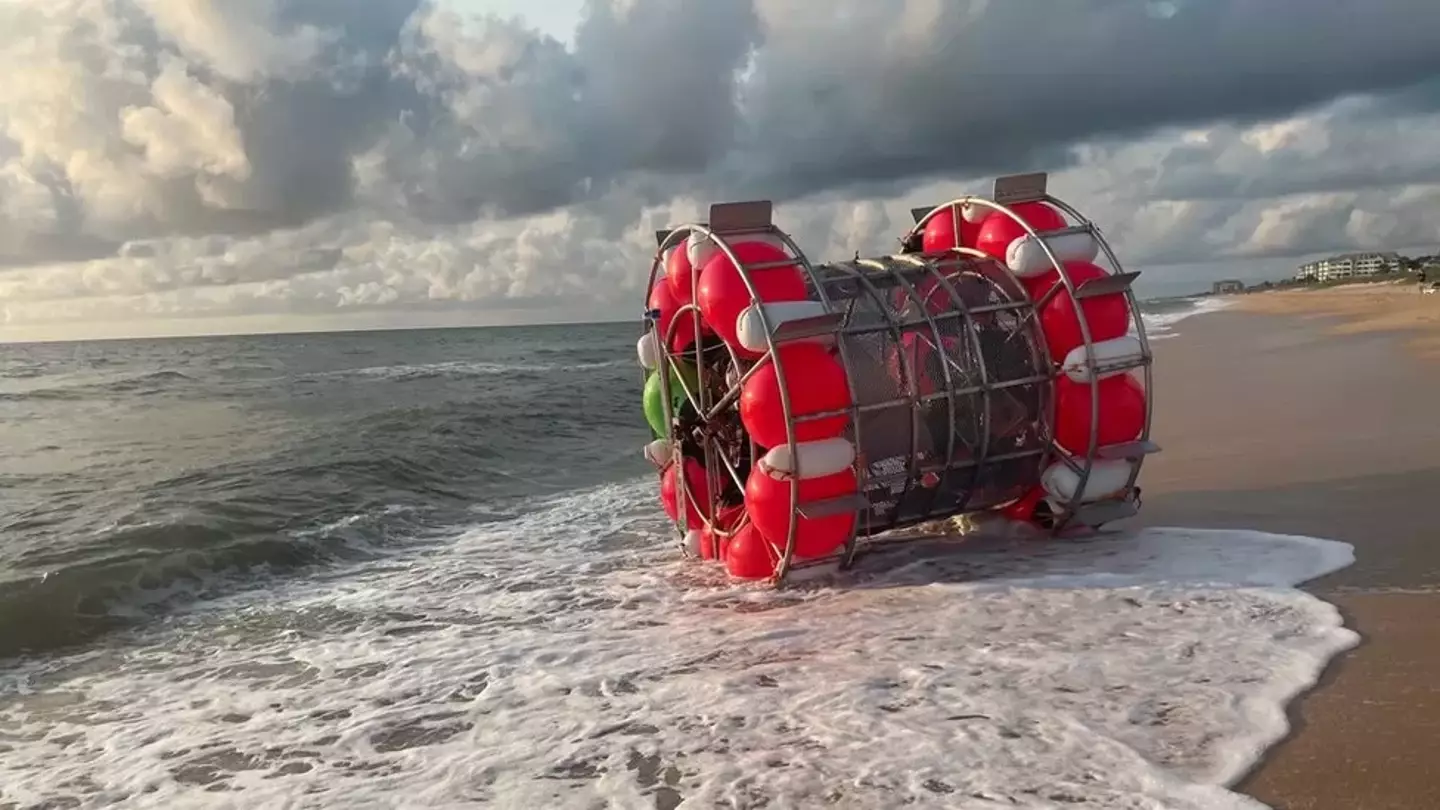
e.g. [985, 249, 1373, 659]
[643, 360, 699, 437]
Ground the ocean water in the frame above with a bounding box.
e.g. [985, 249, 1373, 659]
[1135, 295, 1235, 340]
[0, 301, 1353, 809]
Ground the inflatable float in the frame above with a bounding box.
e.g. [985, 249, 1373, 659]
[638, 172, 1157, 583]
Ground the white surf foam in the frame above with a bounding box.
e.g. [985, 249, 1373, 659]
[0, 480, 1356, 809]
[1139, 296, 1235, 341]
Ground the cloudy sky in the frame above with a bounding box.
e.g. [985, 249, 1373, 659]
[1, 0, 1439, 341]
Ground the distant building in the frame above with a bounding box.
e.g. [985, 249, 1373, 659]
[1212, 279, 1245, 295]
[1295, 251, 1401, 282]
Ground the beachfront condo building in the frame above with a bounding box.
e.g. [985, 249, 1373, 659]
[1294, 251, 1401, 282]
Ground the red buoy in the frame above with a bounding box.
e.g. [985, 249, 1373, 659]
[1021, 271, 1054, 303]
[740, 342, 851, 449]
[701, 503, 746, 561]
[725, 523, 775, 580]
[745, 466, 857, 560]
[974, 202, 1066, 261]
[697, 241, 808, 356]
[664, 246, 696, 302]
[660, 457, 712, 530]
[1054, 373, 1146, 453]
[921, 205, 985, 254]
[699, 525, 719, 560]
[1031, 261, 1132, 359]
[1002, 485, 1048, 524]
[648, 278, 704, 352]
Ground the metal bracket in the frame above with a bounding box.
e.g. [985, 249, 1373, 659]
[1035, 224, 1094, 240]
[743, 259, 800, 273]
[771, 312, 845, 342]
[1096, 440, 1161, 461]
[1073, 271, 1140, 299]
[708, 200, 773, 233]
[797, 494, 869, 520]
[993, 172, 1048, 204]
[1071, 495, 1140, 527]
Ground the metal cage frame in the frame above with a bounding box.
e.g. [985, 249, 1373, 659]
[641, 172, 1157, 584]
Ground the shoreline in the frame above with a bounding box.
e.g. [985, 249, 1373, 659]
[1141, 293, 1440, 809]
[1227, 280, 1440, 356]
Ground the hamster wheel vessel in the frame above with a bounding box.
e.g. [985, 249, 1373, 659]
[638, 172, 1157, 584]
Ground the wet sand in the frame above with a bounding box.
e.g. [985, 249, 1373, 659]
[1135, 303, 1440, 808]
[1233, 280, 1440, 358]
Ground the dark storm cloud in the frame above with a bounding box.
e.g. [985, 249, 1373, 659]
[2, 0, 1437, 264]
[730, 0, 1440, 200]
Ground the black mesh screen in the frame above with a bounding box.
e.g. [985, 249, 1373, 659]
[810, 254, 1051, 534]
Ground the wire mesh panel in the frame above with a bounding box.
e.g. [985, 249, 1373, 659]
[807, 255, 1052, 534]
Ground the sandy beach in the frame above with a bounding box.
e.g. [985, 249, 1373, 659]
[1140, 283, 1440, 808]
[1232, 280, 1440, 358]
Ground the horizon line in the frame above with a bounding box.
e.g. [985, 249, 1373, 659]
[0, 315, 636, 347]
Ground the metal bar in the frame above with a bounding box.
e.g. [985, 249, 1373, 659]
[1096, 440, 1161, 460]
[1032, 223, 1094, 241]
[702, 355, 765, 421]
[967, 299, 1036, 316]
[742, 258, 802, 273]
[787, 550, 848, 570]
[1061, 354, 1150, 380]
[784, 372, 1057, 422]
[770, 311, 845, 342]
[1054, 446, 1085, 476]
[1071, 496, 1140, 527]
[1030, 275, 1067, 310]
[1073, 271, 1140, 300]
[709, 435, 749, 494]
[826, 298, 1031, 338]
[862, 447, 1050, 488]
[781, 370, 1057, 420]
[711, 225, 779, 240]
[797, 494, 870, 520]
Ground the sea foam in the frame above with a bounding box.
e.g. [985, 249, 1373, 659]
[1139, 296, 1236, 340]
[0, 481, 1356, 809]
